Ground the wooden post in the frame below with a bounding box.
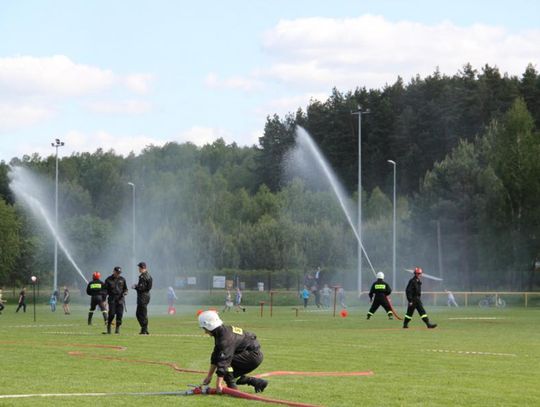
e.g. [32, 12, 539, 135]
[259, 301, 265, 318]
[270, 291, 274, 317]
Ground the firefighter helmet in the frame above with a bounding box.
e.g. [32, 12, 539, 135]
[198, 310, 223, 331]
[376, 272, 384, 279]
[414, 267, 423, 275]
[92, 271, 101, 280]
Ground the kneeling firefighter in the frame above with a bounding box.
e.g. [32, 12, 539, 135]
[199, 310, 268, 393]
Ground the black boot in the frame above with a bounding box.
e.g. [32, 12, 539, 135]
[224, 373, 237, 389]
[236, 376, 249, 385]
[103, 323, 111, 334]
[403, 320, 409, 329]
[102, 312, 108, 324]
[366, 314, 371, 320]
[115, 325, 120, 334]
[87, 312, 93, 325]
[252, 378, 268, 393]
[422, 317, 437, 329]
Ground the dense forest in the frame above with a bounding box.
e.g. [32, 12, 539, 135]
[1, 63, 540, 292]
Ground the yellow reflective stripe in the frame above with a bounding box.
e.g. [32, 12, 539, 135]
[232, 326, 243, 335]
[227, 367, 233, 372]
[90, 283, 102, 289]
[374, 284, 386, 290]
[367, 312, 373, 316]
[404, 315, 412, 319]
[421, 314, 428, 318]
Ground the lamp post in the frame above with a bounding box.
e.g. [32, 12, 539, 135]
[352, 106, 370, 296]
[31, 276, 37, 322]
[51, 138, 64, 293]
[127, 182, 136, 284]
[387, 160, 397, 291]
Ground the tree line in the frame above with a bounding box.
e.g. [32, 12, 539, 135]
[1, 63, 540, 291]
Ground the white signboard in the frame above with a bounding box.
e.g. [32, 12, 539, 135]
[187, 277, 197, 285]
[213, 275, 226, 289]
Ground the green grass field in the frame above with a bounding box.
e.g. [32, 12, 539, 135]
[1, 303, 539, 407]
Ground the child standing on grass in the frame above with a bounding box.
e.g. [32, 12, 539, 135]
[300, 286, 310, 308]
[49, 291, 57, 312]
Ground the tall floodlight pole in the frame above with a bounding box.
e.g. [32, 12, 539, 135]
[352, 107, 370, 296]
[387, 160, 397, 291]
[51, 139, 64, 293]
[127, 182, 136, 284]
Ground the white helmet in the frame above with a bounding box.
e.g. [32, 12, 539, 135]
[198, 310, 223, 331]
[376, 272, 384, 279]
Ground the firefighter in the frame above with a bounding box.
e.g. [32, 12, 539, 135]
[367, 272, 393, 320]
[104, 266, 128, 334]
[86, 271, 108, 325]
[132, 261, 152, 335]
[403, 267, 437, 329]
[199, 310, 268, 393]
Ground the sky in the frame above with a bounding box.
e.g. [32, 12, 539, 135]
[1, 0, 539, 162]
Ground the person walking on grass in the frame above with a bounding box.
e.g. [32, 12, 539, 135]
[104, 266, 128, 334]
[367, 272, 394, 320]
[133, 261, 152, 335]
[223, 289, 233, 312]
[0, 288, 6, 314]
[403, 267, 437, 329]
[15, 287, 26, 313]
[62, 286, 71, 314]
[199, 310, 268, 393]
[234, 287, 246, 312]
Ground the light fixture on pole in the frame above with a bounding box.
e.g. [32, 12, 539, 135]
[351, 106, 370, 296]
[51, 138, 64, 293]
[127, 182, 136, 284]
[387, 160, 397, 291]
[31, 275, 37, 322]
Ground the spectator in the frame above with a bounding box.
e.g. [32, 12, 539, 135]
[300, 286, 310, 309]
[445, 289, 459, 307]
[15, 288, 26, 313]
[62, 286, 71, 315]
[234, 287, 246, 312]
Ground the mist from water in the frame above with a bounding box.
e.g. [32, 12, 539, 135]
[288, 126, 377, 276]
[9, 166, 88, 284]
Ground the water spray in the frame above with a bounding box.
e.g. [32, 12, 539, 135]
[9, 167, 88, 284]
[295, 127, 377, 276]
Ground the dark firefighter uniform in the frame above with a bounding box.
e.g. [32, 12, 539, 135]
[367, 279, 393, 320]
[404, 273, 437, 328]
[104, 267, 128, 334]
[210, 325, 267, 392]
[86, 278, 107, 325]
[133, 263, 152, 335]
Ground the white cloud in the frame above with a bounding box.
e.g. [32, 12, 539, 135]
[0, 55, 153, 98]
[0, 104, 54, 131]
[123, 73, 154, 94]
[86, 99, 152, 114]
[219, 14, 540, 90]
[205, 72, 264, 92]
[0, 55, 115, 97]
